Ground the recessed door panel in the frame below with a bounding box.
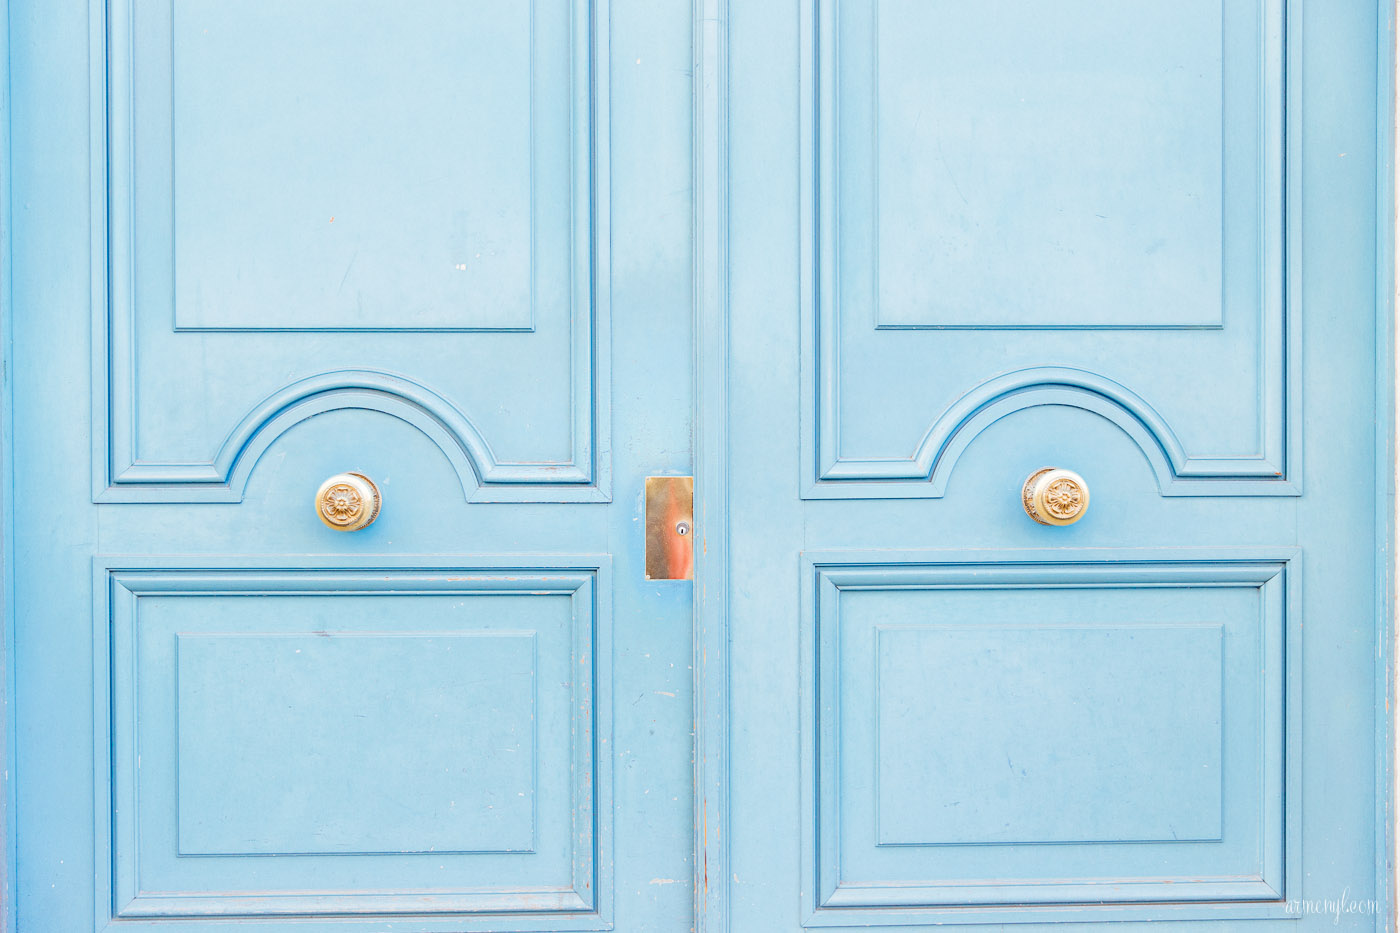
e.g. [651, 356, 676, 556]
[805, 558, 1292, 920]
[874, 623, 1224, 847]
[175, 632, 539, 857]
[869, 1, 1225, 329]
[100, 565, 608, 923]
[168, 2, 549, 333]
[100, 0, 608, 502]
[804, 0, 1293, 498]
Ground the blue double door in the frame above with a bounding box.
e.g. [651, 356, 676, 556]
[8, 1, 1390, 931]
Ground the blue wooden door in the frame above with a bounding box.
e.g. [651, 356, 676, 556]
[720, 0, 1390, 929]
[8, 0, 1395, 931]
[9, 1, 695, 930]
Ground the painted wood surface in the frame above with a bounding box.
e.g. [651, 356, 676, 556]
[722, 0, 1389, 929]
[9, 1, 696, 930]
[4, 0, 1395, 931]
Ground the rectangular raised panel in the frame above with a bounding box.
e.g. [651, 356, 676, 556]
[873, 0, 1223, 328]
[176, 633, 536, 856]
[171, 2, 544, 331]
[876, 624, 1223, 846]
[803, 0, 1298, 498]
[95, 0, 610, 502]
[96, 562, 610, 928]
[802, 556, 1298, 924]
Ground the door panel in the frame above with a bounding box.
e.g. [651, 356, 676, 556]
[99, 0, 606, 501]
[862, 1, 1229, 330]
[727, 0, 1383, 929]
[10, 1, 695, 931]
[163, 3, 560, 333]
[804, 0, 1294, 497]
[803, 556, 1293, 918]
[100, 563, 607, 921]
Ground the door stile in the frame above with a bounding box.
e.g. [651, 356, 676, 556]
[693, 0, 731, 929]
[0, 0, 14, 925]
[1377, 0, 1398, 926]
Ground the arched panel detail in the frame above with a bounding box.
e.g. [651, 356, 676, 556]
[102, 371, 606, 503]
[916, 368, 1185, 496]
[217, 371, 492, 501]
[91, 0, 610, 505]
[801, 0, 1299, 501]
[813, 367, 1297, 498]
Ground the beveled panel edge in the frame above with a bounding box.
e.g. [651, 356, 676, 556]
[797, 547, 1301, 925]
[799, 0, 1299, 500]
[91, 556, 613, 929]
[90, 0, 612, 504]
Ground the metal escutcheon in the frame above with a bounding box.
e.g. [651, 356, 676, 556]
[1022, 467, 1089, 526]
[316, 472, 381, 532]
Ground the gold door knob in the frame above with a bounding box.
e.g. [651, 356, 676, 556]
[1022, 467, 1089, 526]
[316, 472, 381, 531]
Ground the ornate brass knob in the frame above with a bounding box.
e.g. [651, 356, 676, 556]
[1022, 467, 1089, 526]
[316, 472, 381, 531]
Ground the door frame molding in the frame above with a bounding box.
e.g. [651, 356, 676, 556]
[1, 0, 14, 926]
[1380, 1, 1398, 926]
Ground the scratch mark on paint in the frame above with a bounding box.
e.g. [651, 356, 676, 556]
[337, 249, 359, 294]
